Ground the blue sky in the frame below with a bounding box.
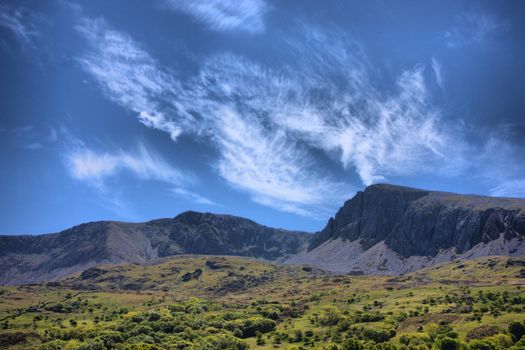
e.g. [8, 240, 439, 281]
[1, 0, 525, 235]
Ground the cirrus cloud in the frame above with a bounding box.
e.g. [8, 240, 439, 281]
[161, 0, 269, 34]
[76, 17, 522, 216]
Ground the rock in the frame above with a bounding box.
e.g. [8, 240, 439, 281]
[80, 267, 109, 280]
[205, 260, 231, 270]
[310, 184, 525, 257]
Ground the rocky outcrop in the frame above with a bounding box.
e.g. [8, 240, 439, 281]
[310, 184, 525, 257]
[288, 184, 525, 274]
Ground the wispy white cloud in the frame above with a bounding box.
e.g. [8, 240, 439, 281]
[76, 19, 349, 216]
[490, 180, 525, 198]
[213, 106, 347, 216]
[0, 4, 40, 48]
[431, 57, 444, 89]
[162, 0, 269, 34]
[79, 18, 521, 215]
[4, 125, 46, 150]
[65, 140, 207, 215]
[76, 18, 195, 141]
[66, 141, 188, 187]
[445, 11, 509, 48]
[171, 188, 216, 206]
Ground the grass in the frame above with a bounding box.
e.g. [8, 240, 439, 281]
[0, 255, 524, 349]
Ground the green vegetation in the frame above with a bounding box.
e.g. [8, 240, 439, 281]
[1, 255, 524, 349]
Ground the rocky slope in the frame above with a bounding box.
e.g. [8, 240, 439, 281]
[286, 184, 525, 274]
[0, 211, 309, 285]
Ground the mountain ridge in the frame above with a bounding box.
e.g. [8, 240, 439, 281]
[0, 211, 310, 285]
[1, 184, 525, 284]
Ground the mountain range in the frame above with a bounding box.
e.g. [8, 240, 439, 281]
[1, 184, 524, 285]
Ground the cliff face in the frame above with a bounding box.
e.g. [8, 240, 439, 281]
[310, 184, 525, 257]
[0, 212, 310, 285]
[286, 184, 525, 275]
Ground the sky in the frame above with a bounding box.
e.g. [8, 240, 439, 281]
[1, 0, 525, 235]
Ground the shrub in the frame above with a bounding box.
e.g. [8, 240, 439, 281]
[76, 340, 106, 350]
[342, 337, 364, 350]
[198, 334, 248, 350]
[226, 317, 276, 338]
[467, 339, 499, 350]
[318, 306, 342, 326]
[291, 329, 303, 342]
[508, 321, 525, 343]
[436, 337, 460, 350]
[361, 328, 396, 343]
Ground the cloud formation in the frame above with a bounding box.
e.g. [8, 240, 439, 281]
[77, 19, 350, 216]
[0, 3, 42, 49]
[76, 18, 192, 141]
[162, 0, 269, 34]
[66, 141, 188, 187]
[445, 11, 509, 48]
[77, 18, 522, 215]
[490, 180, 525, 198]
[65, 139, 215, 214]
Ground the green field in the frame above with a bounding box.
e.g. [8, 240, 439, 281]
[1, 255, 525, 349]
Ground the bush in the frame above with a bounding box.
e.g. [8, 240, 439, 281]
[467, 339, 499, 350]
[436, 337, 460, 350]
[319, 306, 342, 326]
[226, 317, 275, 338]
[361, 328, 396, 343]
[508, 321, 525, 343]
[198, 334, 248, 350]
[76, 340, 106, 350]
[342, 337, 364, 350]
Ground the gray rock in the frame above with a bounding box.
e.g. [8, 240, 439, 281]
[310, 184, 525, 257]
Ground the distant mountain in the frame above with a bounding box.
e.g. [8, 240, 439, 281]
[2, 184, 525, 285]
[0, 211, 310, 285]
[287, 184, 525, 274]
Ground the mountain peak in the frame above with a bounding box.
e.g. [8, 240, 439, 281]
[309, 183, 525, 258]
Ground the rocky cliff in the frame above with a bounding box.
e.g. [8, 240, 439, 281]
[287, 184, 525, 274]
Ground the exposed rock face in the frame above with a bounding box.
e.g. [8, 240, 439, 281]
[289, 184, 525, 274]
[0, 212, 310, 285]
[311, 184, 525, 256]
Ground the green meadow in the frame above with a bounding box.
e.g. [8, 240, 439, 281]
[1, 255, 524, 350]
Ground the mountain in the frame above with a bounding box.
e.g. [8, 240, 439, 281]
[0, 211, 309, 285]
[286, 184, 525, 274]
[2, 184, 525, 285]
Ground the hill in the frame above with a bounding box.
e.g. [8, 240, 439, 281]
[0, 212, 309, 285]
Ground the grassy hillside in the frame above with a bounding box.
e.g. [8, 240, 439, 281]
[1, 255, 525, 349]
